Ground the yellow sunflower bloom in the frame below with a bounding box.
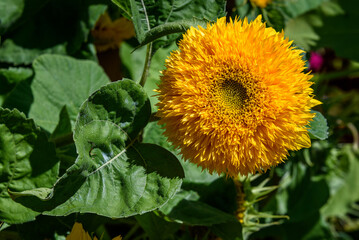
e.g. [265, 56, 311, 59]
[91, 12, 135, 52]
[66, 223, 97, 240]
[250, 0, 272, 8]
[156, 16, 320, 177]
[66, 222, 122, 240]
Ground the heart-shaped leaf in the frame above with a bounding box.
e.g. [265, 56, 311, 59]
[11, 80, 184, 218]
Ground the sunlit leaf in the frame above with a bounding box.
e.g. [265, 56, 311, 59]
[8, 54, 110, 133]
[0, 108, 59, 224]
[11, 80, 184, 219]
[127, 0, 226, 47]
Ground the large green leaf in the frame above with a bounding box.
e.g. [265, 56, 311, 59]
[127, 0, 226, 47]
[11, 80, 184, 218]
[0, 0, 106, 65]
[17, 54, 109, 133]
[0, 108, 59, 224]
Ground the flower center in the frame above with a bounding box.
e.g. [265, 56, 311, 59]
[218, 79, 249, 110]
[208, 66, 267, 127]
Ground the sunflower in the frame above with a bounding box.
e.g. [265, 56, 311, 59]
[156, 16, 320, 177]
[91, 12, 134, 52]
[250, 0, 272, 8]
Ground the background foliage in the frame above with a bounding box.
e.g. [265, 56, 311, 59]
[0, 0, 358, 239]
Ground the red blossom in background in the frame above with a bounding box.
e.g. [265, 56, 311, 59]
[309, 51, 324, 72]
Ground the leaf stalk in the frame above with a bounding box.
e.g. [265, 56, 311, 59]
[139, 43, 153, 87]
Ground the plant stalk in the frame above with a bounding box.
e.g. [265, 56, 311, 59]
[139, 43, 153, 87]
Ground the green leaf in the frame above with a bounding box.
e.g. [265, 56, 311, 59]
[75, 79, 151, 140]
[128, 0, 226, 46]
[0, 39, 67, 65]
[0, 67, 33, 95]
[161, 198, 237, 226]
[49, 106, 73, 145]
[0, 0, 106, 65]
[0, 108, 59, 224]
[111, 0, 132, 19]
[135, 212, 181, 240]
[142, 121, 219, 184]
[2, 78, 34, 117]
[284, 14, 320, 51]
[28, 54, 110, 133]
[142, 122, 175, 151]
[0, 0, 24, 34]
[160, 189, 237, 227]
[160, 190, 200, 215]
[0, 67, 33, 85]
[283, 0, 328, 18]
[211, 221, 243, 240]
[11, 80, 184, 219]
[308, 111, 328, 140]
[321, 146, 359, 218]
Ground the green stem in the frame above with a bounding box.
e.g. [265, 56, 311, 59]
[139, 43, 153, 87]
[123, 223, 140, 240]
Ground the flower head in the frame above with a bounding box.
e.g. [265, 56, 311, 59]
[66, 222, 122, 240]
[91, 12, 134, 52]
[250, 0, 272, 8]
[156, 16, 320, 177]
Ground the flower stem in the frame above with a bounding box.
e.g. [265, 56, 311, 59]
[139, 43, 153, 87]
